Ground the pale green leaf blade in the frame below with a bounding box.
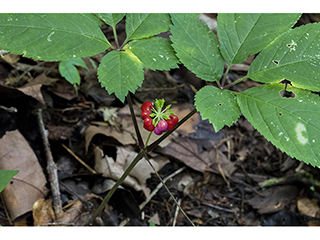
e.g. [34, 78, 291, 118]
[95, 13, 125, 28]
[170, 13, 224, 82]
[125, 13, 171, 41]
[59, 58, 87, 85]
[247, 22, 320, 92]
[97, 50, 144, 102]
[237, 84, 320, 166]
[127, 37, 179, 71]
[195, 86, 240, 132]
[217, 13, 301, 65]
[0, 169, 19, 193]
[0, 13, 112, 61]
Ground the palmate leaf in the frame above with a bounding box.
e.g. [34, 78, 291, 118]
[0, 13, 111, 61]
[125, 13, 171, 41]
[237, 84, 320, 167]
[195, 86, 240, 132]
[247, 22, 320, 92]
[97, 50, 144, 102]
[127, 37, 179, 71]
[217, 13, 301, 65]
[0, 169, 19, 193]
[95, 13, 125, 28]
[170, 13, 224, 82]
[59, 57, 88, 85]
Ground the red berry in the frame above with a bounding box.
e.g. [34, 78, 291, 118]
[141, 110, 150, 120]
[143, 117, 154, 131]
[166, 115, 179, 131]
[141, 101, 153, 113]
[169, 115, 179, 125]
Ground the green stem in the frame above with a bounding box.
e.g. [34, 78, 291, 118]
[112, 26, 120, 49]
[221, 64, 231, 88]
[83, 150, 145, 226]
[223, 75, 248, 89]
[144, 131, 152, 148]
[127, 93, 144, 149]
[120, 38, 129, 50]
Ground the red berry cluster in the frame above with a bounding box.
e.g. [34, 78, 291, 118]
[141, 100, 179, 135]
[141, 101, 154, 131]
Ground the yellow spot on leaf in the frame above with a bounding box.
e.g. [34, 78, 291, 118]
[295, 123, 308, 144]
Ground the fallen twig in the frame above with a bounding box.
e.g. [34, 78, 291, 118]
[173, 198, 182, 226]
[61, 143, 97, 175]
[119, 166, 187, 226]
[259, 171, 320, 188]
[36, 109, 63, 221]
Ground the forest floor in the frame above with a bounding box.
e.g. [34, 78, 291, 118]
[1, 13, 320, 226]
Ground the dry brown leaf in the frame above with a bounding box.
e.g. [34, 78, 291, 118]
[33, 198, 55, 226]
[0, 130, 48, 220]
[17, 73, 59, 105]
[167, 103, 199, 137]
[58, 199, 83, 224]
[18, 84, 45, 105]
[85, 125, 136, 152]
[2, 53, 20, 64]
[247, 185, 300, 214]
[297, 198, 320, 218]
[50, 80, 77, 100]
[161, 137, 236, 176]
[149, 212, 160, 225]
[94, 146, 168, 197]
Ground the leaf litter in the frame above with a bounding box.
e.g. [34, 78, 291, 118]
[1, 13, 320, 226]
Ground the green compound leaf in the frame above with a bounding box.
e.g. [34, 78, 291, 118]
[247, 22, 320, 92]
[127, 37, 179, 71]
[98, 50, 144, 102]
[170, 13, 224, 82]
[195, 86, 241, 132]
[125, 13, 171, 41]
[0, 13, 112, 61]
[59, 58, 88, 85]
[0, 169, 19, 193]
[217, 13, 301, 65]
[95, 13, 125, 28]
[237, 84, 320, 167]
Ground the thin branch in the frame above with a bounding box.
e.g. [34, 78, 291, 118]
[36, 109, 63, 221]
[143, 152, 195, 226]
[220, 64, 231, 88]
[112, 26, 120, 49]
[61, 143, 97, 175]
[83, 150, 145, 226]
[127, 93, 144, 148]
[223, 75, 248, 89]
[173, 198, 182, 226]
[119, 166, 186, 226]
[147, 108, 197, 152]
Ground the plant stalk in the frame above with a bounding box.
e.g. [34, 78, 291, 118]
[127, 93, 144, 148]
[83, 149, 145, 226]
[146, 108, 197, 152]
[83, 107, 198, 226]
[221, 64, 231, 88]
[112, 26, 120, 49]
[223, 75, 248, 89]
